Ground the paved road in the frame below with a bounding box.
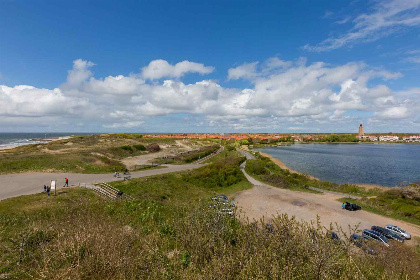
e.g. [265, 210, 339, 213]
[236, 148, 255, 160]
[0, 164, 202, 201]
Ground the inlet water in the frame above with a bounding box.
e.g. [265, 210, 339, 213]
[255, 143, 420, 187]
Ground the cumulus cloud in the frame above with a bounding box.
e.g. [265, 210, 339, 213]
[141, 59, 214, 80]
[228, 62, 259, 80]
[304, 0, 420, 52]
[0, 57, 418, 132]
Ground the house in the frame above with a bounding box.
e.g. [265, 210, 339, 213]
[379, 135, 399, 142]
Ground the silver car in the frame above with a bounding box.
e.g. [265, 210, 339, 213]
[385, 224, 411, 240]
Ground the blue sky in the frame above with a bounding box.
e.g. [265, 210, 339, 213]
[0, 0, 419, 133]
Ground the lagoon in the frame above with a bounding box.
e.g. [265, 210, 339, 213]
[255, 143, 420, 187]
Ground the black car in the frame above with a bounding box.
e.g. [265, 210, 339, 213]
[363, 229, 389, 247]
[371, 226, 404, 242]
[329, 231, 343, 245]
[350, 234, 378, 255]
[344, 202, 361, 211]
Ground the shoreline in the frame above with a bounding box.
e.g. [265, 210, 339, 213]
[258, 151, 388, 190]
[0, 136, 72, 152]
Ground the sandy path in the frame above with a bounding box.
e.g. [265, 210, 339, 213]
[0, 164, 202, 201]
[233, 155, 420, 244]
[122, 141, 196, 169]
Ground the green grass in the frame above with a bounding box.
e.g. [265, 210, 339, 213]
[245, 158, 320, 193]
[337, 185, 420, 226]
[0, 156, 419, 279]
[202, 145, 240, 164]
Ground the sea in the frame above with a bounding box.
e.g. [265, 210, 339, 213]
[255, 143, 420, 187]
[0, 133, 90, 149]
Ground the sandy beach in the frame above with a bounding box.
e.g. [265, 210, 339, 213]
[0, 136, 72, 152]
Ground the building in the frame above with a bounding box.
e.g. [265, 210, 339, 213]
[358, 124, 364, 136]
[402, 136, 420, 142]
[357, 135, 378, 141]
[379, 135, 399, 142]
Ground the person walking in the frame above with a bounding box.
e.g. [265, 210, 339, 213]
[47, 186, 50, 197]
[342, 202, 345, 209]
[43, 185, 47, 193]
[64, 178, 69, 187]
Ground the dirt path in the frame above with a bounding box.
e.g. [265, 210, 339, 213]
[0, 164, 202, 201]
[233, 156, 420, 245]
[122, 141, 197, 169]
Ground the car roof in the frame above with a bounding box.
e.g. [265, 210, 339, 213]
[364, 229, 382, 236]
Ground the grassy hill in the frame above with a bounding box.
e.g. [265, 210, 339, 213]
[1, 154, 419, 279]
[0, 134, 216, 174]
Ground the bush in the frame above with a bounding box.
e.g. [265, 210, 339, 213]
[183, 156, 245, 188]
[133, 144, 146, 151]
[147, 143, 161, 152]
[183, 145, 219, 163]
[120, 145, 133, 151]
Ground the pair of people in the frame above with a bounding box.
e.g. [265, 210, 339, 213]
[43, 185, 51, 196]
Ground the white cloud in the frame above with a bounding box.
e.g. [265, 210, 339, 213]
[375, 106, 409, 119]
[0, 57, 418, 132]
[65, 59, 95, 87]
[227, 62, 258, 80]
[141, 59, 214, 80]
[304, 0, 420, 52]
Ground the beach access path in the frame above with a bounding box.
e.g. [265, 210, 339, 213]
[233, 149, 420, 243]
[0, 164, 202, 201]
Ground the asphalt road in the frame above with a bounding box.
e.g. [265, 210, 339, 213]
[0, 164, 202, 201]
[236, 148, 255, 160]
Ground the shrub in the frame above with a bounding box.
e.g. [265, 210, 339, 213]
[183, 156, 245, 188]
[133, 144, 146, 151]
[147, 143, 161, 152]
[120, 145, 133, 151]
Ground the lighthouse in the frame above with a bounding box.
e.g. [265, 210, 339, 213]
[358, 124, 364, 137]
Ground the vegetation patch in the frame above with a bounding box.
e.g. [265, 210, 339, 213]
[339, 184, 420, 225]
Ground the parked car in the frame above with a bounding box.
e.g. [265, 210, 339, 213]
[350, 234, 378, 255]
[329, 231, 343, 245]
[212, 194, 228, 202]
[344, 202, 361, 211]
[371, 226, 404, 242]
[385, 224, 411, 240]
[363, 229, 389, 247]
[265, 223, 275, 233]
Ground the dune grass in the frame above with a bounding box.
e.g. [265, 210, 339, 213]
[1, 155, 419, 279]
[0, 134, 200, 174]
[338, 184, 420, 226]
